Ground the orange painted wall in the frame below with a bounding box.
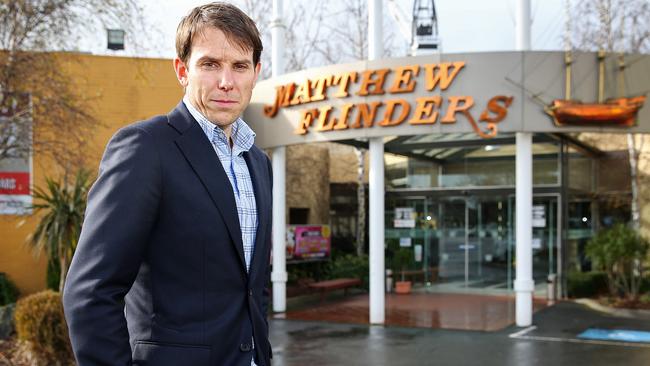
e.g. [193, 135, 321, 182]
[0, 53, 182, 296]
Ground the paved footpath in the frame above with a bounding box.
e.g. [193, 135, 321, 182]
[268, 302, 650, 366]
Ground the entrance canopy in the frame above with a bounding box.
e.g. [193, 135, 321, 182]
[245, 51, 650, 148]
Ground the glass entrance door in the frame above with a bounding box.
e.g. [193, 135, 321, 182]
[386, 193, 559, 293]
[385, 197, 437, 285]
[438, 196, 509, 288]
[507, 194, 560, 284]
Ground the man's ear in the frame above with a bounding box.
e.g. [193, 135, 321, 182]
[253, 62, 262, 85]
[173, 58, 189, 88]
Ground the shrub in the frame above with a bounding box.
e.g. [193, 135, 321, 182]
[287, 260, 329, 285]
[585, 224, 650, 300]
[14, 290, 73, 365]
[0, 273, 19, 306]
[640, 293, 650, 305]
[0, 303, 16, 339]
[567, 271, 608, 298]
[326, 254, 369, 289]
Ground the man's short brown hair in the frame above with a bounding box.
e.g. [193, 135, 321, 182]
[175, 2, 263, 66]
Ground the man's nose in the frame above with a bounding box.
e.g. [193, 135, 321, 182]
[218, 68, 234, 91]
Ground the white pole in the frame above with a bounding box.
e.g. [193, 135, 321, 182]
[369, 138, 385, 325]
[368, 0, 384, 60]
[515, 133, 534, 326]
[515, 0, 531, 50]
[270, 0, 287, 313]
[515, 0, 534, 327]
[368, 0, 385, 325]
[271, 0, 284, 78]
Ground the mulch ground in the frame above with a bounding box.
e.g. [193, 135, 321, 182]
[0, 337, 23, 366]
[602, 297, 650, 310]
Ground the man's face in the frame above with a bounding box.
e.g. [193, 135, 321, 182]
[174, 27, 261, 129]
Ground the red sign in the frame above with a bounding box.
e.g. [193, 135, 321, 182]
[0, 172, 30, 195]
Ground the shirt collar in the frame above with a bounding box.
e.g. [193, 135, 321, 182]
[183, 96, 256, 153]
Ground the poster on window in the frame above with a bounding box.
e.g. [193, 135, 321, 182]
[0, 93, 32, 215]
[532, 205, 546, 227]
[286, 225, 331, 261]
[394, 207, 415, 228]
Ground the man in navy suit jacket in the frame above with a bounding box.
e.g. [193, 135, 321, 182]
[63, 3, 272, 365]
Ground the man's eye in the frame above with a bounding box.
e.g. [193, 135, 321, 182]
[234, 64, 249, 70]
[203, 62, 218, 68]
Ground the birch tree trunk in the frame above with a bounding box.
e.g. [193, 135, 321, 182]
[355, 147, 366, 256]
[627, 133, 640, 230]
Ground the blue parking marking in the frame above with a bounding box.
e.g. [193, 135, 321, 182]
[578, 329, 650, 343]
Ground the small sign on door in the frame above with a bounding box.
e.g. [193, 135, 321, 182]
[532, 205, 546, 227]
[394, 207, 416, 228]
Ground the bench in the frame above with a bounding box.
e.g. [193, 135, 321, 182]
[307, 278, 362, 303]
[398, 267, 439, 284]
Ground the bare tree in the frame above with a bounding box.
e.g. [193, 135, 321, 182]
[572, 0, 650, 53]
[0, 0, 147, 172]
[571, 0, 650, 231]
[313, 0, 402, 64]
[240, 0, 329, 79]
[354, 147, 366, 256]
[319, 0, 404, 256]
[244, 0, 408, 256]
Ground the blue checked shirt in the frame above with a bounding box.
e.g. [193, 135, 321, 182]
[183, 98, 259, 366]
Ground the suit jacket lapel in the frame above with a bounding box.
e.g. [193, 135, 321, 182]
[167, 103, 247, 273]
[244, 150, 268, 275]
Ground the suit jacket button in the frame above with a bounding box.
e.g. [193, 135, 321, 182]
[240, 343, 252, 352]
[248, 289, 253, 297]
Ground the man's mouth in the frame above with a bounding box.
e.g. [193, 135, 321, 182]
[212, 99, 238, 105]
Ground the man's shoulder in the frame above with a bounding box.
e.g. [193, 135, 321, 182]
[109, 114, 176, 143]
[121, 114, 170, 134]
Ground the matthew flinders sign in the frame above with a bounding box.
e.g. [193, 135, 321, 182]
[245, 51, 650, 149]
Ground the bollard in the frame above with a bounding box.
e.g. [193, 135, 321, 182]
[386, 269, 393, 293]
[547, 274, 557, 302]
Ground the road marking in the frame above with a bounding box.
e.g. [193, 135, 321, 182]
[509, 326, 537, 338]
[509, 327, 650, 349]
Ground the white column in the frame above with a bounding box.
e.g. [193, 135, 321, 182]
[271, 147, 287, 312]
[368, 0, 385, 325]
[369, 138, 385, 324]
[270, 0, 287, 313]
[515, 133, 534, 326]
[514, 0, 534, 328]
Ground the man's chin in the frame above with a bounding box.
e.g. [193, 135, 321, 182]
[207, 114, 237, 127]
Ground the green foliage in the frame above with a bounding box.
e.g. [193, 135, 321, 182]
[326, 254, 369, 289]
[30, 169, 92, 292]
[46, 259, 61, 292]
[14, 290, 73, 365]
[392, 248, 413, 270]
[287, 260, 330, 284]
[0, 272, 19, 306]
[585, 224, 650, 300]
[640, 293, 650, 304]
[567, 271, 608, 298]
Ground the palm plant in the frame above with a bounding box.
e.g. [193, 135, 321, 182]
[29, 169, 92, 292]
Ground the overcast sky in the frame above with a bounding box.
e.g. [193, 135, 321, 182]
[82, 0, 565, 59]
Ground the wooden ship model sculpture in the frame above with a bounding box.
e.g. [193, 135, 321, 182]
[547, 50, 646, 127]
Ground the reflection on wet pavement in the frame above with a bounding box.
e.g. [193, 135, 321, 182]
[280, 293, 547, 331]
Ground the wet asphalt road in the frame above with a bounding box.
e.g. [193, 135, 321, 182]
[268, 302, 650, 366]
